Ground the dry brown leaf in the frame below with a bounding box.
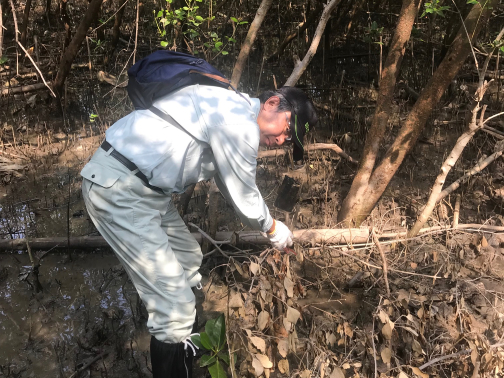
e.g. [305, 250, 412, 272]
[300, 370, 312, 378]
[252, 357, 264, 377]
[471, 348, 478, 365]
[288, 328, 298, 351]
[412, 339, 424, 355]
[481, 235, 488, 247]
[257, 311, 270, 331]
[277, 338, 289, 358]
[378, 310, 390, 324]
[284, 276, 294, 298]
[283, 317, 292, 332]
[286, 306, 301, 324]
[418, 307, 424, 319]
[410, 262, 418, 269]
[397, 289, 410, 303]
[411, 367, 429, 378]
[342, 363, 350, 369]
[326, 332, 337, 346]
[229, 291, 244, 308]
[278, 359, 290, 374]
[343, 322, 353, 338]
[432, 250, 439, 262]
[250, 262, 260, 276]
[264, 368, 270, 378]
[398, 371, 408, 378]
[330, 367, 345, 378]
[381, 347, 392, 364]
[250, 336, 266, 354]
[382, 323, 393, 340]
[255, 354, 273, 369]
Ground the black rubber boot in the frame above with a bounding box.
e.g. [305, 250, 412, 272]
[150, 336, 194, 378]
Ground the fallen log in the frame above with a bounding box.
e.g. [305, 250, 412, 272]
[258, 143, 358, 164]
[0, 82, 46, 95]
[1, 224, 502, 251]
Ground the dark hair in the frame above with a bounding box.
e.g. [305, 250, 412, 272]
[258, 90, 292, 112]
[259, 87, 318, 158]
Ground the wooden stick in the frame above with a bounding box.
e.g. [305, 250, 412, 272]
[258, 143, 358, 164]
[452, 194, 461, 228]
[438, 147, 504, 201]
[0, 82, 46, 95]
[133, 0, 139, 64]
[372, 229, 390, 297]
[418, 349, 471, 371]
[1, 224, 503, 251]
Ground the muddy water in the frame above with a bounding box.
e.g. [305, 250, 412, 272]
[0, 251, 153, 377]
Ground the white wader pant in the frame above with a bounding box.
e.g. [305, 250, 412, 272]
[81, 147, 203, 343]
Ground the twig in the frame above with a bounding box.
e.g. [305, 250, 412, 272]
[8, 0, 19, 75]
[418, 349, 471, 370]
[372, 229, 390, 297]
[372, 317, 378, 378]
[133, 0, 139, 64]
[16, 41, 56, 97]
[452, 194, 461, 228]
[188, 222, 229, 258]
[438, 147, 504, 201]
[68, 351, 109, 378]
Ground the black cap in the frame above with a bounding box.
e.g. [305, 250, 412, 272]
[277, 86, 318, 157]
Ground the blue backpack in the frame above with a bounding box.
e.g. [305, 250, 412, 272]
[127, 50, 241, 110]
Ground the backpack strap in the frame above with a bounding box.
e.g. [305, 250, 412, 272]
[190, 70, 251, 105]
[148, 106, 196, 139]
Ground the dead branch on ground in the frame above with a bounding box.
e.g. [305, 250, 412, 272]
[258, 143, 358, 164]
[1, 224, 503, 251]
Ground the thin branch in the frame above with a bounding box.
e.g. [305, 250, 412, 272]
[188, 222, 229, 258]
[16, 40, 56, 97]
[372, 229, 390, 297]
[418, 349, 471, 371]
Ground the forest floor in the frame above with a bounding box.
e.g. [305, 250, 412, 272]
[0, 113, 504, 378]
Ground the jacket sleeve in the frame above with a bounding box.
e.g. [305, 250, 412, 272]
[208, 124, 273, 233]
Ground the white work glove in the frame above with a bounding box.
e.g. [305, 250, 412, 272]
[265, 220, 293, 250]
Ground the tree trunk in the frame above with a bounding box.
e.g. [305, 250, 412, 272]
[230, 0, 273, 88]
[19, 0, 32, 46]
[337, 0, 496, 226]
[338, 0, 420, 226]
[59, 0, 71, 50]
[53, 0, 103, 96]
[266, 1, 323, 62]
[0, 2, 3, 57]
[111, 0, 127, 50]
[284, 0, 342, 86]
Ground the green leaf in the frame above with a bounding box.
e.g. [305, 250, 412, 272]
[238, 21, 248, 25]
[500, 46, 504, 54]
[205, 314, 226, 349]
[200, 354, 217, 367]
[217, 352, 230, 365]
[467, 0, 478, 3]
[200, 332, 213, 350]
[160, 41, 169, 47]
[157, 10, 163, 17]
[221, 51, 229, 55]
[0, 56, 8, 65]
[208, 360, 227, 378]
[230, 17, 238, 23]
[191, 334, 207, 350]
[215, 41, 223, 49]
[195, 15, 204, 21]
[211, 32, 218, 38]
